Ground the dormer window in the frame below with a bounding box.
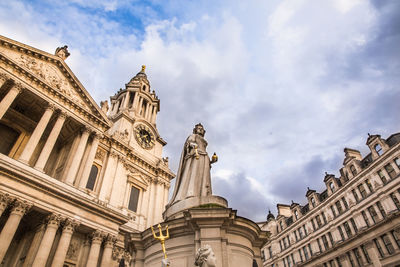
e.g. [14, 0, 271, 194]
[329, 182, 335, 192]
[311, 197, 316, 207]
[375, 144, 383, 156]
[294, 210, 299, 219]
[350, 165, 357, 176]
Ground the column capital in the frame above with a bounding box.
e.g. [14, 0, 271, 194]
[57, 111, 68, 119]
[90, 230, 105, 244]
[62, 219, 79, 234]
[12, 82, 24, 93]
[81, 126, 92, 134]
[0, 72, 9, 82]
[104, 234, 117, 248]
[0, 193, 12, 206]
[45, 214, 62, 228]
[45, 103, 57, 111]
[10, 199, 32, 216]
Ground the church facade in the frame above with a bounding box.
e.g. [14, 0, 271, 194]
[0, 35, 174, 266]
[260, 133, 400, 266]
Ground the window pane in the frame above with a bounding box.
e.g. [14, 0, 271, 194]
[128, 186, 140, 212]
[358, 184, 367, 198]
[378, 170, 388, 184]
[86, 165, 98, 190]
[384, 164, 396, 179]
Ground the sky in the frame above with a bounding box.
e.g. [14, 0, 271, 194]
[1, 0, 399, 222]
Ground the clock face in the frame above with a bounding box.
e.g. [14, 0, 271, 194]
[135, 125, 155, 149]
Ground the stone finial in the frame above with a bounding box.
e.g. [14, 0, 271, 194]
[55, 45, 70, 60]
[100, 100, 109, 113]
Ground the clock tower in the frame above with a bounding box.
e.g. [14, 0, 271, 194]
[107, 66, 166, 159]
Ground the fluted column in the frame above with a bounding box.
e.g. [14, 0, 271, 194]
[65, 128, 90, 185]
[144, 102, 151, 120]
[51, 219, 78, 267]
[0, 193, 11, 217]
[31, 214, 61, 267]
[79, 133, 101, 189]
[86, 231, 103, 267]
[19, 105, 55, 164]
[0, 200, 31, 262]
[138, 97, 144, 115]
[0, 83, 22, 119]
[34, 112, 66, 172]
[123, 92, 130, 109]
[100, 235, 116, 267]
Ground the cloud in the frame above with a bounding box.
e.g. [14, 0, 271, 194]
[1, 0, 399, 222]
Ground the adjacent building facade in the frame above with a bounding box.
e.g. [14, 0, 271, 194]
[260, 133, 400, 266]
[0, 35, 174, 266]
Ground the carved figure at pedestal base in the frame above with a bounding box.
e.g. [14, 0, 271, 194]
[195, 245, 216, 267]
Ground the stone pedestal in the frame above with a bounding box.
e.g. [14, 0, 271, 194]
[131, 206, 269, 267]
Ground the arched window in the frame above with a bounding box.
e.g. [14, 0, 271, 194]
[86, 165, 98, 190]
[294, 210, 299, 219]
[343, 171, 349, 182]
[311, 197, 316, 207]
[0, 123, 20, 156]
[329, 182, 335, 192]
[350, 165, 357, 176]
[375, 144, 383, 156]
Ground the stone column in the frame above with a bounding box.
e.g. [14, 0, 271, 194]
[22, 224, 46, 267]
[146, 181, 155, 228]
[145, 102, 151, 120]
[19, 105, 55, 164]
[98, 152, 118, 201]
[100, 235, 116, 267]
[65, 128, 90, 185]
[31, 214, 61, 267]
[51, 219, 78, 267]
[34, 112, 66, 172]
[0, 83, 22, 119]
[0, 193, 11, 217]
[123, 92, 130, 109]
[79, 133, 101, 189]
[0, 200, 31, 262]
[365, 241, 382, 267]
[151, 106, 157, 124]
[86, 231, 103, 267]
[138, 97, 144, 115]
[78, 237, 91, 266]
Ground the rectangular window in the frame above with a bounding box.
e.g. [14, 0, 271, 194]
[303, 246, 309, 260]
[358, 184, 367, 198]
[295, 230, 299, 241]
[390, 193, 400, 210]
[311, 219, 317, 231]
[303, 225, 307, 236]
[341, 197, 349, 210]
[335, 201, 343, 214]
[283, 258, 287, 267]
[343, 221, 352, 237]
[290, 254, 295, 265]
[308, 244, 313, 256]
[391, 230, 400, 248]
[322, 235, 329, 250]
[298, 249, 303, 262]
[361, 244, 371, 263]
[317, 238, 323, 252]
[353, 248, 362, 266]
[299, 227, 303, 239]
[378, 170, 388, 184]
[394, 157, 400, 169]
[365, 179, 373, 192]
[321, 212, 327, 224]
[338, 226, 345, 241]
[381, 234, 395, 255]
[350, 218, 358, 233]
[374, 238, 384, 257]
[362, 211, 370, 227]
[128, 186, 140, 212]
[352, 189, 360, 202]
[316, 215, 322, 227]
[376, 201, 386, 218]
[368, 206, 379, 223]
[336, 257, 342, 267]
[269, 247, 273, 258]
[286, 255, 291, 267]
[287, 236, 291, 246]
[347, 252, 355, 267]
[331, 205, 337, 217]
[385, 163, 396, 179]
[328, 232, 334, 246]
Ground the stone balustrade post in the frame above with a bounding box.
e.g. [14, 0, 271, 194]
[19, 104, 55, 164]
[86, 231, 103, 267]
[51, 219, 79, 267]
[0, 83, 22, 119]
[0, 200, 31, 262]
[31, 214, 61, 267]
[34, 112, 67, 172]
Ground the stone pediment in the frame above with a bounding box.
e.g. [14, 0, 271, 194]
[0, 35, 109, 129]
[127, 173, 149, 190]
